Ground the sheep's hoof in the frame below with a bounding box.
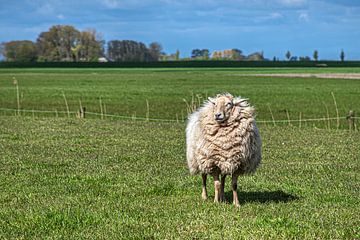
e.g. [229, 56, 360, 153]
[202, 192, 208, 201]
[233, 201, 240, 207]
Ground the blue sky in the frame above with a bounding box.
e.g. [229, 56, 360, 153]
[0, 0, 359, 60]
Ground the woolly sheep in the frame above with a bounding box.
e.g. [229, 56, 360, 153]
[186, 93, 262, 206]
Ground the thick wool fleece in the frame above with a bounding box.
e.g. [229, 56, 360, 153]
[186, 96, 261, 176]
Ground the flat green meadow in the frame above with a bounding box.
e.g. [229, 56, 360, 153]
[1, 67, 360, 127]
[0, 68, 359, 239]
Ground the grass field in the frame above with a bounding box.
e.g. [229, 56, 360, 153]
[1, 67, 360, 128]
[0, 68, 359, 239]
[0, 117, 359, 239]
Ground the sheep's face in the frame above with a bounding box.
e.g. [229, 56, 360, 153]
[208, 95, 235, 124]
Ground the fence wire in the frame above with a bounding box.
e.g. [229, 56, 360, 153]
[0, 107, 357, 124]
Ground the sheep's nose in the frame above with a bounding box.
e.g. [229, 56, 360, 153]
[215, 113, 223, 119]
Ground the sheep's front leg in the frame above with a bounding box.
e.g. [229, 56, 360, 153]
[201, 174, 208, 200]
[220, 174, 226, 202]
[213, 174, 221, 203]
[231, 175, 240, 207]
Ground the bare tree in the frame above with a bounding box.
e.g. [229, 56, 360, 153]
[148, 42, 163, 61]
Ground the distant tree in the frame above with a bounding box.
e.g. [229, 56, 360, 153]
[36, 25, 81, 61]
[175, 50, 180, 60]
[77, 29, 104, 62]
[2, 40, 37, 62]
[107, 40, 152, 62]
[231, 49, 244, 60]
[211, 51, 221, 59]
[148, 42, 163, 61]
[0, 43, 4, 59]
[160, 52, 179, 61]
[247, 52, 265, 61]
[299, 56, 311, 61]
[313, 50, 318, 61]
[202, 49, 209, 60]
[273, 56, 277, 61]
[35, 25, 104, 62]
[191, 49, 209, 60]
[285, 50, 291, 61]
[340, 49, 345, 62]
[191, 49, 201, 59]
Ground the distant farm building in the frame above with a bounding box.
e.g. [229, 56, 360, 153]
[98, 57, 108, 62]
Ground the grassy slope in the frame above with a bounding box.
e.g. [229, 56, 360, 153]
[0, 68, 360, 129]
[0, 117, 358, 239]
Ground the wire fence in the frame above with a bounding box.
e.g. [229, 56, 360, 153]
[0, 107, 358, 128]
[0, 107, 180, 122]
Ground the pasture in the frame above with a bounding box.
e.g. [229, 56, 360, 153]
[0, 68, 359, 239]
[1, 67, 360, 128]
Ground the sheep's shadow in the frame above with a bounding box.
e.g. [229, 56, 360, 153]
[224, 190, 298, 205]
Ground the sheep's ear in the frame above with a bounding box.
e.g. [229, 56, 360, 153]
[233, 98, 248, 106]
[208, 97, 216, 104]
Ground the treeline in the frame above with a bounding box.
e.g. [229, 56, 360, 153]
[0, 25, 162, 62]
[189, 49, 265, 61]
[1, 61, 360, 68]
[1, 24, 349, 63]
[1, 24, 266, 63]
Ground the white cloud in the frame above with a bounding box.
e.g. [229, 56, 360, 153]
[102, 0, 119, 8]
[57, 14, 65, 20]
[277, 0, 307, 6]
[251, 12, 284, 23]
[269, 12, 283, 19]
[100, 0, 155, 9]
[298, 12, 309, 21]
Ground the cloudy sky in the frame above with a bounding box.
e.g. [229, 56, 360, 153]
[0, 0, 359, 59]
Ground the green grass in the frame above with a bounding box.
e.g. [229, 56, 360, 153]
[0, 68, 359, 238]
[1, 67, 360, 74]
[0, 117, 359, 239]
[0, 68, 360, 129]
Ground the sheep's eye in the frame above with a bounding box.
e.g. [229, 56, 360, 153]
[226, 102, 233, 107]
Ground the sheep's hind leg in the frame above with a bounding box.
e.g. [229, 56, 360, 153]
[201, 174, 208, 200]
[231, 175, 240, 207]
[213, 174, 221, 203]
[220, 174, 226, 202]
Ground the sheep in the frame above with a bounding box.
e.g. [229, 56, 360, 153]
[186, 93, 261, 206]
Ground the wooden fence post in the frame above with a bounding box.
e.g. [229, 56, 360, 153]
[347, 110, 355, 131]
[77, 107, 86, 118]
[81, 107, 86, 118]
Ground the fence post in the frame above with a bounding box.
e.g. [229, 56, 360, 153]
[77, 107, 86, 118]
[347, 110, 355, 131]
[80, 107, 86, 118]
